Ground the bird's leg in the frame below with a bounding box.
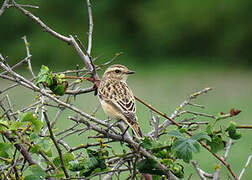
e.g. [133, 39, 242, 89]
[121, 125, 130, 141]
[105, 118, 118, 133]
[104, 117, 112, 124]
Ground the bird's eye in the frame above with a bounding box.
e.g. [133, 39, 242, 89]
[115, 70, 121, 74]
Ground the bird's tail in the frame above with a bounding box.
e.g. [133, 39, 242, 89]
[130, 123, 144, 140]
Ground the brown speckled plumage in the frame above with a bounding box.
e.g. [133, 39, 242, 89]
[98, 65, 143, 139]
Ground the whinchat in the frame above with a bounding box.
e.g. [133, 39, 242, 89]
[98, 64, 143, 139]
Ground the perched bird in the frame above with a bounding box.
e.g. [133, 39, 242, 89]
[98, 64, 143, 139]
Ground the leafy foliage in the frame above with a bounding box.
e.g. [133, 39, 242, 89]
[137, 158, 165, 175]
[24, 165, 47, 180]
[35, 65, 68, 96]
[139, 137, 184, 178]
[169, 130, 210, 163]
[226, 121, 242, 140]
[53, 153, 75, 169]
[70, 148, 108, 177]
[205, 109, 242, 152]
[206, 135, 225, 153]
[19, 112, 43, 133]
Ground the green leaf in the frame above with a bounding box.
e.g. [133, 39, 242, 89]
[53, 153, 74, 168]
[206, 124, 213, 135]
[152, 175, 163, 180]
[0, 151, 10, 159]
[179, 126, 188, 133]
[37, 137, 52, 153]
[141, 137, 154, 150]
[168, 130, 184, 139]
[24, 175, 41, 180]
[30, 133, 40, 143]
[9, 121, 22, 131]
[0, 143, 12, 151]
[154, 150, 167, 158]
[38, 65, 49, 75]
[160, 158, 173, 166]
[69, 160, 87, 171]
[87, 153, 99, 169]
[172, 138, 200, 163]
[171, 163, 184, 178]
[191, 132, 211, 141]
[20, 112, 43, 133]
[0, 120, 8, 130]
[136, 158, 165, 175]
[35, 65, 53, 87]
[229, 131, 242, 140]
[25, 165, 47, 179]
[44, 149, 53, 157]
[50, 83, 66, 96]
[206, 135, 224, 153]
[226, 121, 242, 140]
[30, 144, 41, 154]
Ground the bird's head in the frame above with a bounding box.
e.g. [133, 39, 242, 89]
[103, 64, 135, 82]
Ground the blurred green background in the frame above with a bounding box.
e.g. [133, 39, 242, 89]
[1, 0, 252, 179]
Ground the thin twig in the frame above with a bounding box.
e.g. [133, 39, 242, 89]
[1, 131, 37, 166]
[12, 0, 70, 43]
[103, 159, 126, 180]
[22, 36, 35, 78]
[171, 87, 213, 119]
[0, 55, 31, 76]
[86, 0, 93, 55]
[213, 139, 233, 180]
[69, 116, 178, 179]
[0, 0, 9, 16]
[43, 111, 70, 178]
[11, 0, 98, 79]
[238, 155, 252, 180]
[68, 139, 115, 152]
[177, 110, 215, 119]
[191, 161, 213, 180]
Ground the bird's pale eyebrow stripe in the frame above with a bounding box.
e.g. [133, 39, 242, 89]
[110, 65, 124, 68]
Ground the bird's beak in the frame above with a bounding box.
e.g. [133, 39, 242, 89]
[126, 70, 135, 74]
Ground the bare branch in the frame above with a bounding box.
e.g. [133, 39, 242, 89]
[191, 161, 213, 180]
[11, 0, 99, 79]
[22, 36, 35, 78]
[0, 61, 109, 129]
[86, 0, 93, 55]
[177, 110, 215, 119]
[149, 110, 160, 139]
[103, 159, 126, 180]
[171, 87, 213, 119]
[238, 155, 252, 180]
[213, 139, 233, 180]
[11, 0, 70, 43]
[0, 0, 9, 16]
[43, 111, 69, 178]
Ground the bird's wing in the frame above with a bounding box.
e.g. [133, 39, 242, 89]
[98, 80, 137, 120]
[98, 80, 143, 139]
